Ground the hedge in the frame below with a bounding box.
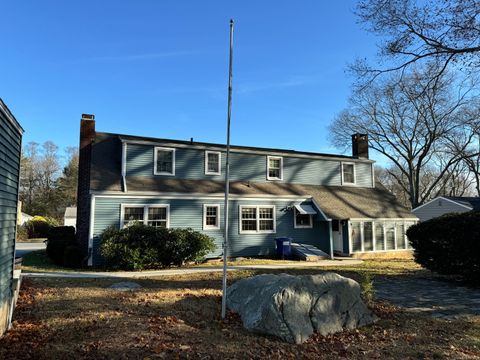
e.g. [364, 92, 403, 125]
[46, 226, 82, 267]
[25, 216, 59, 238]
[99, 224, 216, 270]
[406, 211, 480, 284]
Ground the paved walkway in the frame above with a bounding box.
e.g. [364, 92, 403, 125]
[22, 258, 363, 279]
[375, 277, 480, 318]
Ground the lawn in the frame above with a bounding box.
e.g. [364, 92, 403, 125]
[2, 261, 479, 359]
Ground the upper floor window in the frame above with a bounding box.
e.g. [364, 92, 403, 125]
[267, 156, 283, 180]
[239, 205, 276, 233]
[154, 147, 175, 175]
[205, 151, 221, 175]
[121, 204, 170, 228]
[203, 204, 220, 229]
[342, 162, 355, 185]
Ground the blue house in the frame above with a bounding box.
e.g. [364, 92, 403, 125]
[76, 114, 418, 266]
[0, 99, 23, 335]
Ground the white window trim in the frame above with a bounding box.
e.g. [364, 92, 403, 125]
[153, 147, 176, 176]
[267, 156, 283, 181]
[239, 205, 276, 234]
[120, 204, 170, 229]
[293, 208, 313, 229]
[341, 162, 356, 185]
[203, 204, 220, 230]
[205, 151, 221, 175]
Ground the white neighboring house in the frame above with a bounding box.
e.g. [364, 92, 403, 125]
[18, 212, 33, 225]
[412, 196, 480, 222]
[64, 207, 77, 229]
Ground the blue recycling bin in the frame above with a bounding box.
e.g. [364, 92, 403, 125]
[275, 237, 292, 259]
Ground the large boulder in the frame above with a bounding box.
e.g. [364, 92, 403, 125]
[227, 272, 377, 344]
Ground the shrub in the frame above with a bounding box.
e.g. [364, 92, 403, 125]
[16, 225, 29, 242]
[46, 226, 77, 266]
[360, 272, 375, 304]
[63, 245, 83, 268]
[406, 211, 480, 284]
[25, 216, 50, 238]
[100, 224, 216, 270]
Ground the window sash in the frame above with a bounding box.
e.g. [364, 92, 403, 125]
[342, 163, 355, 184]
[121, 205, 169, 229]
[240, 206, 275, 233]
[294, 209, 313, 228]
[204, 205, 220, 229]
[267, 156, 282, 180]
[205, 151, 221, 175]
[154, 147, 175, 175]
[123, 206, 144, 227]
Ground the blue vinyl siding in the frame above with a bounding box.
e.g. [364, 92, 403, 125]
[126, 143, 372, 186]
[92, 196, 330, 265]
[0, 104, 22, 334]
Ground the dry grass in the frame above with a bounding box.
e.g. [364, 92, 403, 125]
[1, 264, 479, 359]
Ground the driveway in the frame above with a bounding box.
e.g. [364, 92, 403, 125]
[15, 241, 46, 258]
[375, 277, 480, 318]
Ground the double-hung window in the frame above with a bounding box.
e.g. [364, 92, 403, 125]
[154, 147, 175, 175]
[205, 151, 221, 175]
[121, 205, 170, 228]
[203, 204, 220, 229]
[122, 206, 144, 227]
[147, 206, 168, 228]
[267, 156, 283, 180]
[342, 162, 355, 185]
[239, 205, 275, 233]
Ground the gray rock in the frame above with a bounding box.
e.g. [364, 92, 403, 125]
[226, 272, 377, 344]
[110, 281, 142, 291]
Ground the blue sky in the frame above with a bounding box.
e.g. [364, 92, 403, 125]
[1, 1, 379, 161]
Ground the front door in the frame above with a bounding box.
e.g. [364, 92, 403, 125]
[332, 220, 343, 253]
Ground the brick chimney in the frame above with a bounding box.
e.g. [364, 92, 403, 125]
[76, 114, 95, 258]
[352, 133, 369, 159]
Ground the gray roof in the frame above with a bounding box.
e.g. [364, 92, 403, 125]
[90, 133, 416, 220]
[444, 196, 480, 211]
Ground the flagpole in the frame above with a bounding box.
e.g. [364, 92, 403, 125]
[221, 19, 234, 320]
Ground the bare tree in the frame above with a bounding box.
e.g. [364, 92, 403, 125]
[330, 66, 480, 208]
[353, 0, 480, 85]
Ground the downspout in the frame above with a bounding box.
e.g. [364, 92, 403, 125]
[327, 219, 334, 260]
[121, 142, 127, 192]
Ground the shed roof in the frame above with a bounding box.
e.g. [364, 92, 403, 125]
[443, 196, 480, 211]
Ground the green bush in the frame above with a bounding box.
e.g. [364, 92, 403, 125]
[406, 211, 480, 284]
[99, 224, 216, 270]
[25, 216, 60, 238]
[46, 226, 77, 266]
